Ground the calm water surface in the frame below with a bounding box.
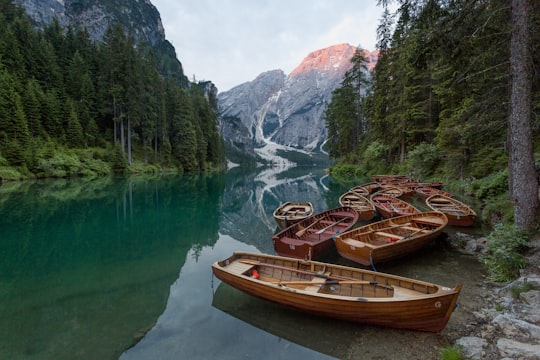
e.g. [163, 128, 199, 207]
[0, 168, 486, 359]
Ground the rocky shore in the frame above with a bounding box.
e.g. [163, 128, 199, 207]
[451, 233, 540, 360]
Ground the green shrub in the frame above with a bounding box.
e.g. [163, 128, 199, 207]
[406, 142, 442, 179]
[36, 152, 82, 178]
[510, 283, 537, 298]
[439, 345, 465, 360]
[330, 163, 361, 179]
[481, 223, 529, 282]
[360, 141, 388, 174]
[481, 197, 514, 225]
[470, 169, 508, 201]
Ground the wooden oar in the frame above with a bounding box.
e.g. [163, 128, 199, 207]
[314, 217, 347, 235]
[240, 259, 332, 278]
[403, 228, 428, 240]
[295, 215, 327, 237]
[368, 223, 410, 233]
[271, 280, 376, 285]
[238, 259, 392, 290]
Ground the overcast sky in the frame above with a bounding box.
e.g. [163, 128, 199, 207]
[151, 0, 390, 92]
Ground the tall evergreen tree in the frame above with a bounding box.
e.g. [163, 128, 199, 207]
[508, 0, 539, 231]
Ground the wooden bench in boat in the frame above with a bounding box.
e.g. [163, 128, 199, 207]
[393, 286, 424, 298]
[374, 231, 404, 239]
[304, 276, 328, 292]
[401, 226, 430, 233]
[411, 218, 442, 226]
[228, 261, 255, 275]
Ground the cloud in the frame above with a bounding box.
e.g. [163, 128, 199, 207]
[152, 0, 387, 92]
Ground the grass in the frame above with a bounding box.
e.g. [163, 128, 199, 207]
[439, 345, 466, 360]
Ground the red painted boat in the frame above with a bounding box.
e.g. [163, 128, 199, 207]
[272, 206, 358, 260]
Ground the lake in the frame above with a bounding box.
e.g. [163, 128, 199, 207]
[0, 167, 486, 359]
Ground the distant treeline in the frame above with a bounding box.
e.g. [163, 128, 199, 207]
[0, 0, 225, 179]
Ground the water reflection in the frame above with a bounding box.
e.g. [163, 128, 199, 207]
[0, 169, 486, 359]
[0, 175, 224, 359]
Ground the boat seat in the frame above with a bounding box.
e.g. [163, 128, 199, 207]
[229, 261, 255, 275]
[342, 238, 367, 247]
[401, 226, 430, 233]
[319, 220, 336, 225]
[411, 218, 439, 226]
[374, 231, 404, 239]
[304, 275, 328, 292]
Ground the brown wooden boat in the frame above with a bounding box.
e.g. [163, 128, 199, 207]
[334, 212, 448, 266]
[385, 184, 415, 197]
[350, 185, 369, 196]
[272, 206, 359, 260]
[211, 251, 461, 332]
[370, 192, 420, 218]
[377, 186, 404, 197]
[339, 191, 376, 221]
[351, 182, 380, 195]
[273, 201, 314, 229]
[425, 194, 477, 227]
[415, 186, 454, 199]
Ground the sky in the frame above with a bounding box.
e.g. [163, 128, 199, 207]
[151, 0, 391, 92]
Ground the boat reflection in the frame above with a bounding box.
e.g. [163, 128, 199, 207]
[212, 281, 360, 359]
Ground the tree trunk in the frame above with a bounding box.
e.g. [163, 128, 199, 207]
[127, 116, 132, 164]
[509, 0, 539, 231]
[120, 118, 125, 155]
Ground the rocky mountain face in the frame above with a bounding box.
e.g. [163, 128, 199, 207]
[14, 0, 187, 84]
[218, 43, 377, 159]
[14, 0, 165, 45]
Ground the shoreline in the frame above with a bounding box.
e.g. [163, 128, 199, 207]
[346, 233, 540, 360]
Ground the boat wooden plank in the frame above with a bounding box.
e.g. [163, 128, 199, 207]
[411, 218, 442, 226]
[393, 286, 426, 298]
[227, 261, 255, 274]
[304, 275, 328, 292]
[374, 231, 404, 239]
[401, 226, 430, 233]
[335, 211, 448, 266]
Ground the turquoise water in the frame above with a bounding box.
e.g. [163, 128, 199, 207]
[0, 169, 485, 359]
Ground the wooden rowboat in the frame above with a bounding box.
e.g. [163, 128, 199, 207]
[415, 186, 454, 199]
[273, 201, 314, 229]
[212, 251, 461, 332]
[370, 192, 420, 219]
[272, 206, 359, 260]
[426, 194, 477, 227]
[338, 191, 376, 221]
[349, 185, 369, 196]
[377, 186, 403, 197]
[351, 182, 380, 195]
[334, 212, 448, 266]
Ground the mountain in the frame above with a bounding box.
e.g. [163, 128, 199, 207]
[14, 0, 187, 84]
[218, 43, 376, 163]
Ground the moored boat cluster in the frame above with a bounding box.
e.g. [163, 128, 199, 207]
[212, 175, 475, 333]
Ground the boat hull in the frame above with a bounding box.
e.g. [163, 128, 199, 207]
[370, 193, 420, 219]
[272, 206, 358, 260]
[334, 212, 448, 266]
[339, 191, 376, 221]
[273, 202, 314, 229]
[212, 252, 461, 333]
[426, 195, 476, 227]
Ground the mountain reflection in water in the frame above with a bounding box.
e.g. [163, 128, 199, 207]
[1, 168, 485, 359]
